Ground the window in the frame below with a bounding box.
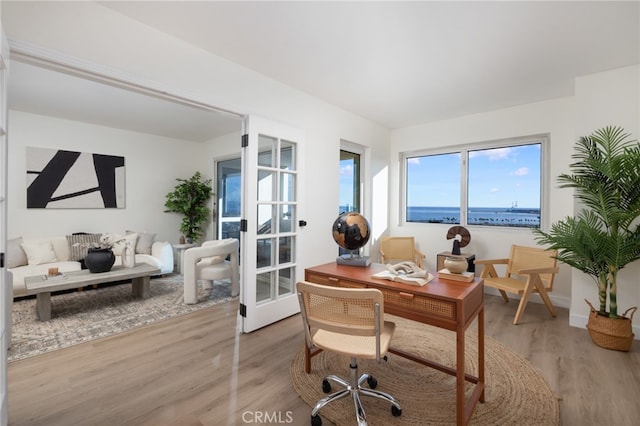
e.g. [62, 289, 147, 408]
[339, 149, 361, 214]
[339, 149, 361, 256]
[216, 158, 241, 240]
[404, 136, 545, 229]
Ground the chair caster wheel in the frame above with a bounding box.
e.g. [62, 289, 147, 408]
[322, 379, 331, 393]
[367, 376, 378, 389]
[392, 405, 402, 417]
[311, 414, 322, 426]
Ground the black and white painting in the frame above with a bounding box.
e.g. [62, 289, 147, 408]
[27, 147, 125, 209]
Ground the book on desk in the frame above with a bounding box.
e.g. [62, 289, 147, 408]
[437, 268, 475, 283]
[372, 269, 434, 286]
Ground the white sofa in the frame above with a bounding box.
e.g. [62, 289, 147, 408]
[7, 233, 174, 298]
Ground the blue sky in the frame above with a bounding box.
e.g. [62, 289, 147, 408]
[407, 144, 541, 208]
[340, 143, 541, 209]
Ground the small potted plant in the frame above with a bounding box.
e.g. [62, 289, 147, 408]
[534, 126, 640, 351]
[164, 171, 213, 243]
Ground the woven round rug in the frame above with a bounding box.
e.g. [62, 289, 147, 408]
[290, 315, 559, 425]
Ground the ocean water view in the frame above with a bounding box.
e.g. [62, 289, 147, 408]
[407, 206, 540, 228]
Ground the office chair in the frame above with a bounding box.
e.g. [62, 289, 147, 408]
[296, 281, 402, 426]
[476, 244, 559, 325]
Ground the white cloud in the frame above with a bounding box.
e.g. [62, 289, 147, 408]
[407, 158, 420, 165]
[340, 164, 353, 176]
[490, 187, 500, 193]
[469, 147, 512, 160]
[512, 167, 529, 176]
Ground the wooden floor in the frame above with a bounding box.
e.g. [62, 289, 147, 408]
[7, 294, 640, 425]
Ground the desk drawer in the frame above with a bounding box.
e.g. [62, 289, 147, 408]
[378, 288, 456, 320]
[305, 272, 366, 289]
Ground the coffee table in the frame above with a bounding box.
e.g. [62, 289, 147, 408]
[24, 264, 161, 321]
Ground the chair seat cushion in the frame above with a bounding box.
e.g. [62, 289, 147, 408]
[197, 260, 232, 281]
[484, 277, 528, 294]
[312, 321, 396, 359]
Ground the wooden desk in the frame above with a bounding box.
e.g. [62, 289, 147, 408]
[304, 262, 485, 426]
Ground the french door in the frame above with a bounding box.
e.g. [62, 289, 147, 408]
[240, 116, 303, 332]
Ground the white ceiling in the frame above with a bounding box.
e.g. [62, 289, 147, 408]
[7, 1, 640, 140]
[8, 60, 243, 142]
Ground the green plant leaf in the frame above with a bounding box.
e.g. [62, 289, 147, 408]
[164, 171, 213, 242]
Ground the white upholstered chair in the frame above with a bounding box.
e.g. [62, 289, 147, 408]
[183, 238, 239, 304]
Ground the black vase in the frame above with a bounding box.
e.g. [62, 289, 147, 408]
[84, 248, 116, 273]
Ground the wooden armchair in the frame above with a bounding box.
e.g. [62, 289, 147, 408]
[475, 245, 559, 325]
[379, 236, 426, 269]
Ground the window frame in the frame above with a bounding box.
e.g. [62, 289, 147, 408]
[400, 134, 550, 230]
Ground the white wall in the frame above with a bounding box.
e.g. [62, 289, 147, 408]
[390, 65, 640, 334]
[7, 111, 210, 243]
[390, 97, 576, 308]
[571, 65, 640, 330]
[2, 2, 391, 273]
[4, 3, 638, 333]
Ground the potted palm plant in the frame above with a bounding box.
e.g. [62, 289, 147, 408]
[164, 171, 213, 243]
[534, 126, 640, 351]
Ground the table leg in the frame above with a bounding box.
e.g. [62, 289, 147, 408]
[132, 275, 151, 298]
[36, 292, 52, 321]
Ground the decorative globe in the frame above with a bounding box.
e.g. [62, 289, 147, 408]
[332, 212, 371, 251]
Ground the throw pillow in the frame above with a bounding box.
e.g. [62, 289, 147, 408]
[126, 230, 156, 254]
[21, 241, 57, 265]
[112, 233, 138, 256]
[66, 233, 102, 261]
[7, 237, 28, 268]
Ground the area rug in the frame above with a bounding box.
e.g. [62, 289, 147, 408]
[9, 274, 235, 362]
[290, 315, 559, 425]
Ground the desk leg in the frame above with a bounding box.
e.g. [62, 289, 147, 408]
[36, 292, 52, 321]
[456, 326, 465, 426]
[304, 345, 311, 373]
[132, 276, 151, 299]
[478, 306, 485, 403]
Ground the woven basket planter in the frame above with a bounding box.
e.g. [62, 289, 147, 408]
[585, 299, 637, 352]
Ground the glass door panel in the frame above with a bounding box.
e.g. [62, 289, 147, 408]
[241, 116, 303, 332]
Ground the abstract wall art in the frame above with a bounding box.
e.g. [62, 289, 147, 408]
[27, 147, 125, 209]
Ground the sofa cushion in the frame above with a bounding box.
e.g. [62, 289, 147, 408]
[66, 233, 103, 261]
[10, 261, 82, 297]
[112, 233, 138, 256]
[126, 230, 156, 255]
[7, 237, 28, 268]
[21, 241, 57, 265]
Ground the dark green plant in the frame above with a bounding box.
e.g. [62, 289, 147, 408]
[534, 126, 640, 318]
[164, 171, 213, 242]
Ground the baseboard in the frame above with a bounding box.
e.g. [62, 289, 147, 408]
[483, 287, 640, 341]
[571, 311, 640, 341]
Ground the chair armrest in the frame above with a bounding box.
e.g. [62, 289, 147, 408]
[516, 266, 559, 275]
[184, 240, 239, 266]
[474, 258, 509, 265]
[183, 239, 240, 303]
